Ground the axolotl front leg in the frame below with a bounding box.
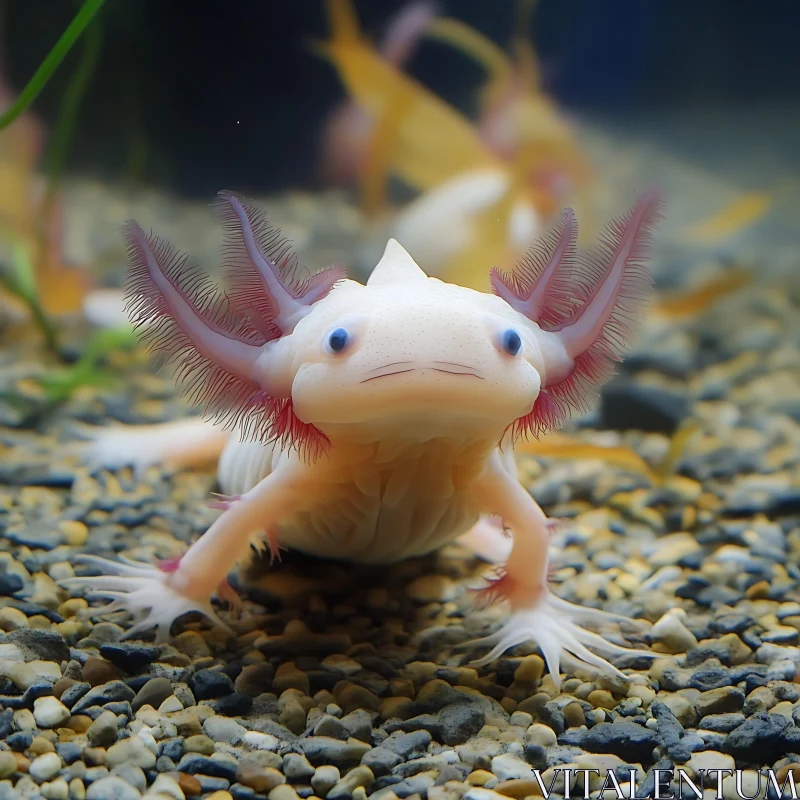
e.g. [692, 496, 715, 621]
[63, 463, 309, 642]
[467, 452, 650, 685]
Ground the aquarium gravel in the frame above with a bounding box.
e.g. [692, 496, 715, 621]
[2, 182, 800, 800]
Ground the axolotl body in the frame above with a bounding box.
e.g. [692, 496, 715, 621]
[68, 190, 661, 685]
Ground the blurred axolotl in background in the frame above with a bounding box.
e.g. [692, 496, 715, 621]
[66, 189, 661, 686]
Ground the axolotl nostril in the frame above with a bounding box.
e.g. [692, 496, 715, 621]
[67, 189, 662, 687]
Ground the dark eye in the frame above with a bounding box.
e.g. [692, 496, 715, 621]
[327, 327, 349, 353]
[502, 329, 522, 356]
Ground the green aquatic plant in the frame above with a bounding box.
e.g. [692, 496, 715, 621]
[0, 0, 105, 131]
[37, 325, 139, 404]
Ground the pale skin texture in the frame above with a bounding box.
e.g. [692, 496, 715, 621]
[68, 192, 660, 686]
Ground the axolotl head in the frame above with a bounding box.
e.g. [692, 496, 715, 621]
[123, 191, 660, 455]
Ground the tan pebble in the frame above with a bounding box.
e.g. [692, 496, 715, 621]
[746, 581, 771, 600]
[388, 678, 415, 699]
[167, 710, 203, 736]
[0, 751, 16, 779]
[627, 685, 656, 706]
[273, 662, 310, 695]
[467, 770, 495, 786]
[177, 772, 203, 796]
[28, 615, 53, 630]
[58, 520, 88, 546]
[236, 763, 286, 792]
[68, 716, 92, 733]
[268, 786, 301, 800]
[81, 657, 116, 686]
[499, 697, 517, 713]
[587, 689, 616, 709]
[775, 764, 800, 785]
[493, 778, 545, 797]
[0, 607, 29, 631]
[57, 598, 87, 619]
[68, 778, 85, 800]
[516, 693, 549, 717]
[204, 792, 233, 800]
[14, 752, 30, 772]
[379, 697, 414, 720]
[336, 683, 381, 714]
[513, 655, 544, 683]
[184, 734, 215, 755]
[562, 702, 585, 727]
[28, 736, 56, 755]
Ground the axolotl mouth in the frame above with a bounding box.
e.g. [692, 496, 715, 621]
[360, 360, 486, 383]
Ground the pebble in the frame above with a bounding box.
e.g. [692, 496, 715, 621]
[82, 658, 117, 686]
[0, 752, 16, 779]
[132, 678, 173, 712]
[312, 765, 341, 796]
[235, 763, 286, 793]
[33, 697, 71, 729]
[86, 776, 142, 800]
[282, 754, 315, 781]
[105, 738, 157, 770]
[87, 710, 120, 747]
[327, 765, 374, 799]
[190, 669, 234, 700]
[29, 753, 62, 783]
[650, 608, 699, 653]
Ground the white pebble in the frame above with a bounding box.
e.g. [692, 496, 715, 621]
[243, 731, 281, 751]
[34, 697, 71, 729]
[29, 753, 63, 783]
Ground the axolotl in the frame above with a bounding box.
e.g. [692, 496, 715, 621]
[66, 190, 661, 685]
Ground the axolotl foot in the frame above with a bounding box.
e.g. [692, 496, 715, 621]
[467, 573, 653, 688]
[60, 555, 236, 644]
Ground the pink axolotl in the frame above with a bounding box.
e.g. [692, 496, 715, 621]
[66, 190, 661, 686]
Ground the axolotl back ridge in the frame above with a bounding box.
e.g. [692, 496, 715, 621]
[67, 190, 662, 686]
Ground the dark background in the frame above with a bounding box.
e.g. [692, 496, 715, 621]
[4, 0, 799, 197]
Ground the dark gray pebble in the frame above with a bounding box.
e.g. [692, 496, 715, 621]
[72, 680, 135, 714]
[0, 574, 23, 596]
[61, 682, 91, 708]
[8, 628, 70, 662]
[103, 700, 132, 718]
[380, 731, 432, 760]
[362, 747, 403, 777]
[651, 702, 689, 763]
[687, 666, 732, 691]
[0, 710, 11, 739]
[340, 709, 375, 742]
[724, 713, 792, 763]
[230, 785, 258, 800]
[196, 775, 232, 792]
[190, 669, 234, 700]
[600, 383, 689, 435]
[56, 742, 83, 764]
[158, 738, 184, 761]
[6, 732, 33, 751]
[700, 713, 746, 733]
[560, 722, 659, 764]
[5, 524, 61, 551]
[100, 643, 160, 672]
[176, 754, 237, 781]
[212, 692, 253, 716]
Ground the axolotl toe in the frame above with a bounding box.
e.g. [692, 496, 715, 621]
[67, 190, 662, 686]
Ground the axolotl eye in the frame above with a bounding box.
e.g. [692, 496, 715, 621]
[326, 327, 350, 354]
[501, 329, 522, 356]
